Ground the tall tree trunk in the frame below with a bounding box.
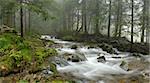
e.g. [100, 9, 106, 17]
[95, 0, 100, 34]
[118, 1, 122, 37]
[146, 0, 149, 43]
[131, 0, 134, 51]
[28, 11, 31, 33]
[78, 15, 83, 32]
[84, 12, 87, 33]
[4, 10, 13, 27]
[108, 0, 111, 37]
[141, 0, 146, 43]
[24, 8, 27, 34]
[20, 0, 24, 37]
[27, 0, 31, 33]
[83, 0, 87, 33]
[114, 0, 120, 37]
[76, 9, 80, 31]
[13, 12, 16, 28]
[62, 10, 67, 32]
[71, 11, 74, 31]
[88, 16, 92, 33]
[81, 0, 87, 33]
[0, 8, 2, 25]
[79, 5, 84, 32]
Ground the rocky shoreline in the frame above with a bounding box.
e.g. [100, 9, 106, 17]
[58, 34, 149, 55]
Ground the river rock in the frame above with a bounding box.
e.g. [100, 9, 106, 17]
[87, 45, 98, 49]
[62, 52, 87, 62]
[111, 56, 122, 59]
[42, 69, 53, 75]
[120, 61, 129, 71]
[62, 53, 72, 60]
[98, 43, 116, 54]
[71, 53, 87, 62]
[71, 56, 80, 62]
[49, 56, 69, 67]
[70, 45, 78, 49]
[97, 56, 106, 63]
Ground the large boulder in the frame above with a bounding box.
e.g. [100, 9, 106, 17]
[120, 61, 129, 71]
[97, 56, 106, 63]
[62, 52, 87, 62]
[70, 45, 78, 49]
[98, 43, 117, 54]
[49, 56, 69, 67]
[87, 44, 98, 49]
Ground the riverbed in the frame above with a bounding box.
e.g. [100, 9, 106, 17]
[42, 35, 150, 83]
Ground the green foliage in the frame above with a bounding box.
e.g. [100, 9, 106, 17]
[26, 3, 49, 20]
[0, 0, 52, 21]
[17, 80, 29, 83]
[35, 47, 57, 67]
[49, 63, 57, 74]
[47, 40, 55, 46]
[0, 0, 18, 17]
[0, 37, 11, 49]
[0, 33, 57, 76]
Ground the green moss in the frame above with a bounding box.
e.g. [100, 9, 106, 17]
[35, 47, 57, 69]
[35, 47, 57, 60]
[49, 63, 58, 74]
[0, 33, 58, 76]
[17, 80, 29, 83]
[25, 37, 44, 47]
[47, 40, 55, 46]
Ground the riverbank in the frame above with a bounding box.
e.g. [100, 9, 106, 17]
[0, 33, 74, 82]
[45, 35, 150, 83]
[58, 33, 149, 55]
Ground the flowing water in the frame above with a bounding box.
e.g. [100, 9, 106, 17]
[42, 35, 150, 83]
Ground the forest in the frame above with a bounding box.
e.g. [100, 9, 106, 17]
[0, 0, 149, 83]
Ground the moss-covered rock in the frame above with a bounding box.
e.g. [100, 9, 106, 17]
[49, 63, 58, 74]
[62, 52, 87, 62]
[98, 43, 117, 54]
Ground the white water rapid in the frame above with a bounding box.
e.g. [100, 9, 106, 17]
[41, 35, 150, 82]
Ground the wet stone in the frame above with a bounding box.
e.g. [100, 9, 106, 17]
[97, 56, 106, 63]
[71, 45, 78, 49]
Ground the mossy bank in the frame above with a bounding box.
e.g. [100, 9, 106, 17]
[0, 33, 71, 82]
